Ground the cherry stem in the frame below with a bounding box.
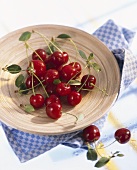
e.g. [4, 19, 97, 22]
[94, 142, 103, 157]
[85, 63, 90, 69]
[30, 62, 35, 95]
[66, 70, 82, 85]
[90, 83, 108, 96]
[32, 30, 53, 54]
[25, 42, 43, 61]
[32, 30, 62, 53]
[64, 112, 78, 124]
[77, 63, 91, 92]
[69, 39, 79, 58]
[98, 140, 116, 149]
[81, 88, 98, 92]
[2, 66, 7, 71]
[31, 74, 35, 95]
[25, 44, 30, 66]
[85, 141, 92, 149]
[28, 61, 49, 97]
[77, 73, 90, 92]
[85, 141, 104, 157]
[32, 73, 49, 98]
[15, 81, 44, 93]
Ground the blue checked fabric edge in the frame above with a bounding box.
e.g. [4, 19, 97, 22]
[1, 19, 137, 162]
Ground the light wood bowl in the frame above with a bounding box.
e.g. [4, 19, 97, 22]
[0, 25, 120, 135]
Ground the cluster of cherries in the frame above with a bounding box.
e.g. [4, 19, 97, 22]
[25, 48, 96, 119]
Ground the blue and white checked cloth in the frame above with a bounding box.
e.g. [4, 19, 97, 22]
[1, 19, 137, 162]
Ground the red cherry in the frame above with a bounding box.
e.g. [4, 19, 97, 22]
[45, 94, 61, 106]
[46, 55, 55, 69]
[70, 85, 81, 91]
[39, 75, 45, 81]
[45, 83, 57, 95]
[57, 65, 63, 72]
[46, 103, 62, 119]
[114, 128, 131, 144]
[56, 82, 71, 96]
[50, 51, 68, 67]
[62, 51, 69, 64]
[81, 74, 96, 90]
[69, 62, 82, 78]
[25, 76, 39, 89]
[28, 60, 46, 77]
[43, 69, 59, 85]
[30, 94, 45, 109]
[83, 125, 100, 142]
[32, 49, 47, 62]
[60, 65, 77, 81]
[67, 91, 82, 106]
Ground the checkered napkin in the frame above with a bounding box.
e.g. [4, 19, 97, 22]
[1, 19, 137, 162]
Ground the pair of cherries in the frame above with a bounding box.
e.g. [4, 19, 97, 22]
[83, 125, 131, 144]
[82, 125, 131, 167]
[25, 48, 96, 119]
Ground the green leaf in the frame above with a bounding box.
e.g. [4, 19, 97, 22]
[68, 80, 81, 85]
[79, 50, 87, 60]
[90, 62, 101, 72]
[88, 53, 94, 61]
[87, 148, 98, 161]
[19, 31, 31, 41]
[95, 157, 110, 168]
[15, 74, 25, 87]
[117, 154, 124, 157]
[114, 151, 120, 154]
[46, 43, 58, 55]
[46, 45, 54, 55]
[7, 64, 21, 74]
[57, 34, 71, 39]
[77, 113, 84, 121]
[46, 38, 61, 55]
[24, 104, 35, 113]
[53, 79, 61, 85]
[19, 83, 29, 94]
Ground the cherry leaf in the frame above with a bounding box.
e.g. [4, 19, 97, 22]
[68, 80, 81, 85]
[46, 40, 60, 55]
[90, 62, 101, 72]
[24, 104, 35, 113]
[113, 151, 120, 155]
[79, 50, 87, 60]
[117, 154, 124, 157]
[88, 53, 94, 61]
[19, 31, 31, 41]
[77, 113, 84, 121]
[87, 148, 98, 161]
[57, 34, 71, 39]
[95, 157, 110, 168]
[19, 83, 29, 94]
[15, 74, 25, 87]
[7, 64, 21, 74]
[46, 44, 55, 55]
[53, 79, 61, 85]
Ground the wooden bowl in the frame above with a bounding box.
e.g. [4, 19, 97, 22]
[0, 25, 120, 135]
